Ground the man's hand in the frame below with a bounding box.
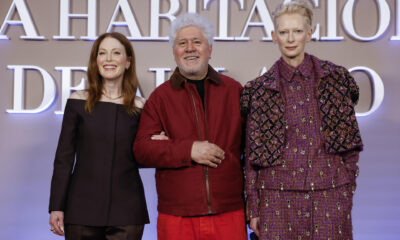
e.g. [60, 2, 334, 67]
[191, 141, 225, 168]
[249, 217, 260, 237]
[49, 211, 65, 236]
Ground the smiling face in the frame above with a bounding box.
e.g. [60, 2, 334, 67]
[272, 13, 312, 67]
[96, 37, 131, 83]
[173, 26, 212, 80]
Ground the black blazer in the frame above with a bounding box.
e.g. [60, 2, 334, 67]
[49, 99, 149, 226]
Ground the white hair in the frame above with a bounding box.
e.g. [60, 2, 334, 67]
[169, 13, 215, 46]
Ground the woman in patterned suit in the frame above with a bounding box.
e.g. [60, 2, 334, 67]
[241, 1, 363, 239]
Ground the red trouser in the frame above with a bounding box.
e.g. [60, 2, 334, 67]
[157, 209, 247, 240]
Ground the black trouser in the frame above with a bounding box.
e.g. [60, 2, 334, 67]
[65, 224, 144, 240]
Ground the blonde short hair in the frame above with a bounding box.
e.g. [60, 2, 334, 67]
[272, 0, 313, 29]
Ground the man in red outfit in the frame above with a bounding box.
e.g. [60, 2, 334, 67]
[134, 13, 247, 240]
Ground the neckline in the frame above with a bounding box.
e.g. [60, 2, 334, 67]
[68, 98, 123, 106]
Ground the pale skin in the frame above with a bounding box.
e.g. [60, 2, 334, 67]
[49, 211, 64, 235]
[97, 37, 130, 103]
[151, 26, 225, 168]
[250, 217, 260, 237]
[271, 13, 312, 68]
[250, 12, 312, 237]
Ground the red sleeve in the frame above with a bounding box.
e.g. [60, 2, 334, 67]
[133, 95, 193, 169]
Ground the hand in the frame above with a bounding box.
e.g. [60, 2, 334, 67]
[49, 211, 65, 236]
[249, 217, 260, 237]
[151, 131, 169, 140]
[190, 141, 224, 168]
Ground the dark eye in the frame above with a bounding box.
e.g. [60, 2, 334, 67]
[279, 31, 287, 35]
[296, 29, 303, 33]
[98, 51, 105, 56]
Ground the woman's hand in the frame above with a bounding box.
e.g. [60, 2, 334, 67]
[151, 131, 169, 140]
[49, 211, 65, 236]
[249, 217, 260, 237]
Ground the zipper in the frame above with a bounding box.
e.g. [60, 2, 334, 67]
[188, 85, 212, 214]
[203, 85, 212, 214]
[189, 87, 202, 139]
[205, 167, 211, 214]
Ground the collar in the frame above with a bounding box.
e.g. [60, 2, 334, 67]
[263, 53, 332, 92]
[170, 65, 221, 90]
[278, 53, 313, 82]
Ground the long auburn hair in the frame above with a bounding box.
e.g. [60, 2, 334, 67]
[85, 32, 140, 115]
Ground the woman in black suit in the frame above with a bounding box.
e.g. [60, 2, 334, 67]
[49, 32, 149, 240]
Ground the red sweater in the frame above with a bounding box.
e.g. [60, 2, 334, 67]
[134, 66, 244, 216]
